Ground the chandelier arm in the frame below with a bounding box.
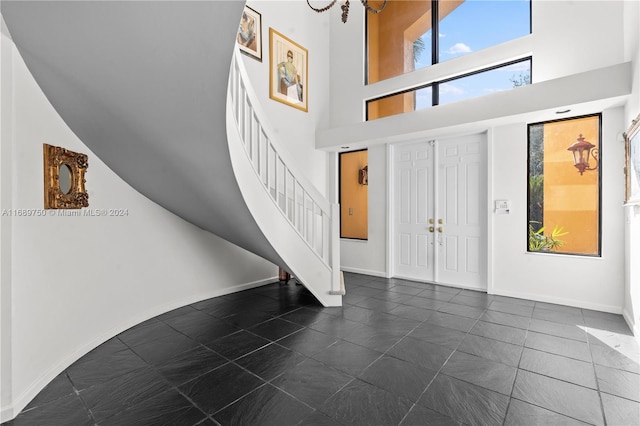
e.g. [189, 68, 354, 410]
[307, 0, 338, 13]
[361, 0, 387, 14]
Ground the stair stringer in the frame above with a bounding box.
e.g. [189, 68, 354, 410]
[226, 53, 342, 307]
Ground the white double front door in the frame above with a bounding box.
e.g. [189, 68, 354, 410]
[393, 133, 487, 290]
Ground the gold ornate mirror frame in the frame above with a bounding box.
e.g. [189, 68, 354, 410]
[43, 144, 89, 209]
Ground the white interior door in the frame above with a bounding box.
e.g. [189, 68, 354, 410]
[393, 133, 487, 290]
[394, 141, 436, 281]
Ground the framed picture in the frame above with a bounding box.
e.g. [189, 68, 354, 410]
[269, 28, 308, 112]
[625, 113, 640, 204]
[237, 6, 262, 61]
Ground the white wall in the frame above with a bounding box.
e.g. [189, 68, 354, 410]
[340, 145, 387, 277]
[329, 1, 630, 314]
[327, 0, 628, 130]
[491, 108, 626, 312]
[532, 0, 624, 82]
[0, 26, 277, 421]
[241, 0, 331, 196]
[623, 0, 640, 336]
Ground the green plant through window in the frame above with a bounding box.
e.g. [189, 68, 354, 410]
[528, 222, 568, 252]
[527, 123, 569, 252]
[527, 115, 601, 256]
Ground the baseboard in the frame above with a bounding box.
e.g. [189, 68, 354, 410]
[0, 276, 277, 423]
[340, 266, 387, 278]
[391, 274, 487, 292]
[622, 307, 640, 343]
[490, 287, 623, 314]
[0, 405, 15, 424]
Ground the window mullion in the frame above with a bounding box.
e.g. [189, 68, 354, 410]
[432, 0, 439, 66]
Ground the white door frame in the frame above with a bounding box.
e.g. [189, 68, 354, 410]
[387, 130, 493, 291]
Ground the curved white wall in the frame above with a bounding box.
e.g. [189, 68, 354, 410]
[0, 24, 276, 421]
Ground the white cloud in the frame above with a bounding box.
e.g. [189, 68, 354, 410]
[446, 43, 472, 55]
[483, 88, 507, 94]
[439, 83, 465, 96]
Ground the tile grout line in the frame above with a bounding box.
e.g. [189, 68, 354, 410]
[582, 308, 609, 426]
[397, 296, 488, 426]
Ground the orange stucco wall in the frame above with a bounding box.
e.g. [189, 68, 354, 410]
[366, 0, 463, 120]
[340, 150, 368, 239]
[543, 115, 600, 255]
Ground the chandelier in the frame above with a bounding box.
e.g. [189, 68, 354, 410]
[307, 0, 388, 23]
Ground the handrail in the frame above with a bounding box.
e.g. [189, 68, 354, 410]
[228, 50, 339, 286]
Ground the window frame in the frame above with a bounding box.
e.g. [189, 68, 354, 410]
[365, 56, 532, 121]
[339, 149, 369, 240]
[526, 113, 603, 257]
[364, 0, 533, 85]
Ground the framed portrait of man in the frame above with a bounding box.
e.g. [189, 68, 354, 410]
[269, 28, 308, 112]
[237, 6, 262, 61]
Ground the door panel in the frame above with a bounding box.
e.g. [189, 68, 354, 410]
[393, 133, 486, 289]
[437, 134, 486, 289]
[394, 141, 435, 281]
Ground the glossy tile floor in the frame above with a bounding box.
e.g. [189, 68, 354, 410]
[4, 273, 639, 425]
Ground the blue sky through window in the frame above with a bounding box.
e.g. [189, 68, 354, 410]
[413, 0, 531, 109]
[437, 59, 531, 106]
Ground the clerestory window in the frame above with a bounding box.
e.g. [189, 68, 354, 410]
[366, 57, 531, 120]
[366, 0, 532, 84]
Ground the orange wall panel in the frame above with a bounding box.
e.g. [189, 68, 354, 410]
[340, 151, 368, 239]
[542, 116, 600, 255]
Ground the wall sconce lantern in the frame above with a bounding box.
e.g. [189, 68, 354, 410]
[567, 134, 598, 175]
[358, 165, 368, 185]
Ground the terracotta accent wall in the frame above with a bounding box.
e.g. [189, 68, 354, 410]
[340, 150, 368, 239]
[543, 115, 600, 254]
[366, 0, 464, 120]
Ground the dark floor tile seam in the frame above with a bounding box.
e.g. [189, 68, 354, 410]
[208, 333, 273, 363]
[208, 381, 271, 419]
[502, 326, 533, 426]
[533, 302, 586, 320]
[395, 310, 486, 426]
[91, 384, 210, 426]
[33, 370, 101, 425]
[505, 397, 598, 426]
[229, 345, 309, 383]
[583, 329, 610, 426]
[81, 357, 208, 425]
[520, 341, 594, 365]
[507, 323, 607, 426]
[269, 369, 358, 417]
[169, 385, 220, 425]
[526, 326, 589, 343]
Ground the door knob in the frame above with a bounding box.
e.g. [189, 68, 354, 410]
[429, 226, 435, 232]
[437, 226, 443, 233]
[438, 219, 443, 224]
[428, 218, 434, 224]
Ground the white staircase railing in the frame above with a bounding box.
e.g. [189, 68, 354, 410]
[228, 51, 343, 300]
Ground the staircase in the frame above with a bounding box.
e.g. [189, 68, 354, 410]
[1, 1, 343, 305]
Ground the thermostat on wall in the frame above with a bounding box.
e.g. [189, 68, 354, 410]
[495, 200, 510, 214]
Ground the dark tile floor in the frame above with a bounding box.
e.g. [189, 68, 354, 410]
[3, 272, 639, 425]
